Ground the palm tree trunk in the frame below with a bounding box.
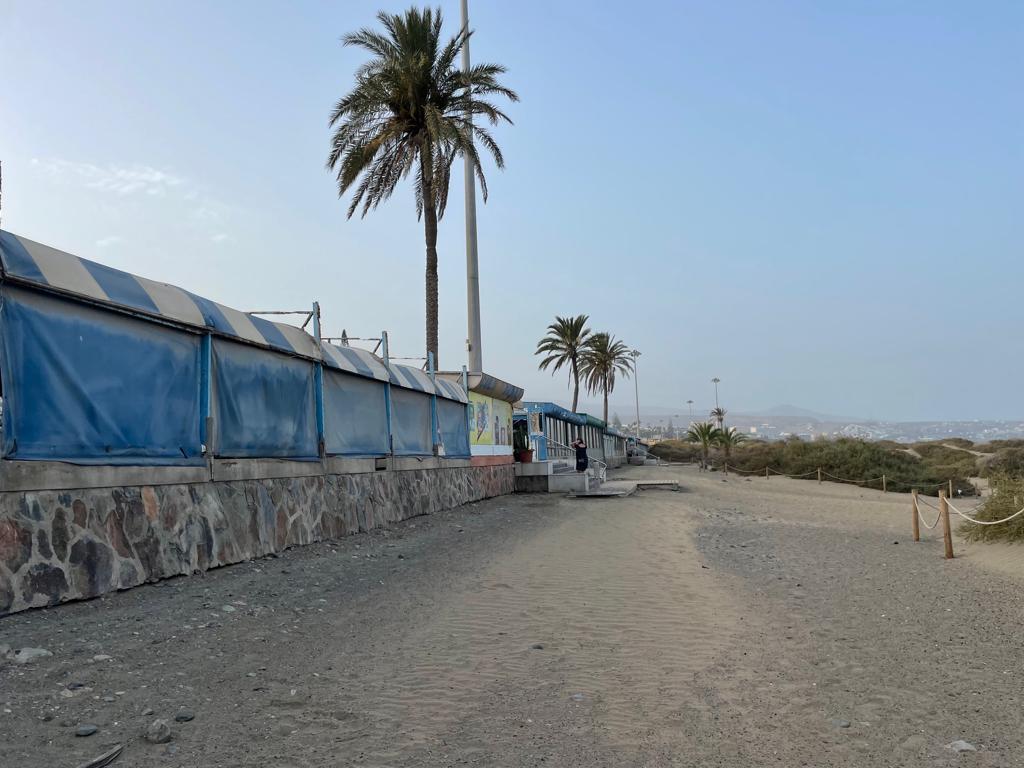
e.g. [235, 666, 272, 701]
[421, 155, 439, 366]
[603, 380, 609, 423]
[570, 356, 579, 412]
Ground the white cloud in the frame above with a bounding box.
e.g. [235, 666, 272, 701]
[210, 233, 232, 244]
[31, 158, 184, 197]
[95, 235, 122, 248]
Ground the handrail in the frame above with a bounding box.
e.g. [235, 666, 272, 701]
[545, 436, 607, 483]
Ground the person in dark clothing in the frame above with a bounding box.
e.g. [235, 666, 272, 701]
[572, 437, 589, 472]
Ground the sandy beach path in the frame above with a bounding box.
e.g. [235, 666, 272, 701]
[2, 465, 1022, 766]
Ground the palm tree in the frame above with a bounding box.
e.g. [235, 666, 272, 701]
[327, 7, 517, 365]
[710, 407, 727, 429]
[580, 332, 633, 423]
[687, 421, 722, 469]
[535, 315, 591, 412]
[716, 426, 747, 474]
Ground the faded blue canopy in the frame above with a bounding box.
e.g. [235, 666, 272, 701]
[0, 229, 467, 404]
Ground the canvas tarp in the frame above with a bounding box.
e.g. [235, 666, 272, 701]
[0, 287, 203, 464]
[322, 368, 389, 456]
[212, 339, 318, 459]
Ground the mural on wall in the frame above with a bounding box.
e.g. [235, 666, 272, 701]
[469, 392, 512, 449]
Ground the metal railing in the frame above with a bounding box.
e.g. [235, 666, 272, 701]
[545, 436, 607, 483]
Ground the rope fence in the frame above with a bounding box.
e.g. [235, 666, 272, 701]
[714, 462, 1020, 560]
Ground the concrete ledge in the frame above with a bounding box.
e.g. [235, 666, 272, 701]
[514, 461, 554, 477]
[548, 473, 590, 494]
[0, 455, 478, 492]
[211, 458, 325, 482]
[0, 461, 211, 493]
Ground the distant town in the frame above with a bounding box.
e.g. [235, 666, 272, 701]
[599, 405, 1024, 445]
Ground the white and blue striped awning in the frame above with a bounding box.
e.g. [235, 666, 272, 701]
[0, 230, 467, 403]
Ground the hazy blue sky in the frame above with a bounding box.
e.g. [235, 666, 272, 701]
[1, 1, 1020, 421]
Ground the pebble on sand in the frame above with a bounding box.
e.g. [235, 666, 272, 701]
[144, 719, 173, 744]
[947, 740, 977, 753]
[75, 724, 98, 737]
[12, 647, 52, 664]
[831, 718, 851, 728]
[175, 708, 195, 722]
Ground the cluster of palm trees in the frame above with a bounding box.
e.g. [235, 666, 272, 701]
[687, 419, 747, 470]
[535, 315, 632, 422]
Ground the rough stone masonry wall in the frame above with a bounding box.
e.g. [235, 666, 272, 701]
[0, 465, 514, 617]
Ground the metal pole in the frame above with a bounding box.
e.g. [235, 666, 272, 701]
[461, 0, 483, 373]
[631, 349, 641, 439]
[712, 377, 720, 409]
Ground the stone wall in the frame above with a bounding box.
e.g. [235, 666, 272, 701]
[0, 464, 514, 616]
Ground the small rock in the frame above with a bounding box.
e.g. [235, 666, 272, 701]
[531, 644, 544, 650]
[102, 696, 116, 703]
[39, 713, 53, 722]
[75, 724, 99, 737]
[832, 719, 851, 728]
[174, 708, 195, 723]
[900, 735, 927, 751]
[144, 719, 173, 744]
[220, 605, 236, 613]
[397, 554, 405, 560]
[13, 647, 52, 664]
[570, 693, 585, 702]
[92, 654, 113, 662]
[947, 740, 976, 753]
[141, 707, 154, 716]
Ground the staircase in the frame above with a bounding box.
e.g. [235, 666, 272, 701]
[544, 438, 607, 495]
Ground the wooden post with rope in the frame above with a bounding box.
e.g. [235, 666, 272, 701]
[817, 467, 822, 484]
[911, 489, 920, 542]
[939, 489, 954, 559]
[882, 474, 887, 493]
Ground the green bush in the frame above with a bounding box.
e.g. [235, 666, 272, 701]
[724, 437, 971, 496]
[979, 447, 1024, 478]
[648, 440, 702, 463]
[960, 474, 1024, 542]
[974, 439, 1024, 453]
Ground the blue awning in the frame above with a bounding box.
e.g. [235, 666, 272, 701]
[0, 230, 468, 403]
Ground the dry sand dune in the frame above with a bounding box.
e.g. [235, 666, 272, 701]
[2, 465, 1023, 766]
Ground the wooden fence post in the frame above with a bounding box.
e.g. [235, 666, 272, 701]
[939, 489, 954, 559]
[911, 489, 920, 542]
[817, 467, 822, 484]
[948, 479, 954, 499]
[883, 474, 887, 493]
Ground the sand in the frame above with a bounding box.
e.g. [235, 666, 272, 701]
[2, 464, 1023, 766]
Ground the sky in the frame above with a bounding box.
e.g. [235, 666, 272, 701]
[0, 1, 1021, 422]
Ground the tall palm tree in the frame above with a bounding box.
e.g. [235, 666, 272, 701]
[535, 315, 591, 412]
[687, 421, 722, 470]
[716, 426, 747, 474]
[327, 7, 517, 365]
[580, 332, 633, 423]
[710, 407, 727, 429]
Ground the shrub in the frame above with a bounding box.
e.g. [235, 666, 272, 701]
[979, 447, 1024, 478]
[960, 474, 1024, 542]
[724, 437, 969, 496]
[648, 440, 702, 463]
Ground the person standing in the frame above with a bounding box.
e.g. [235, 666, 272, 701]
[572, 436, 589, 473]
